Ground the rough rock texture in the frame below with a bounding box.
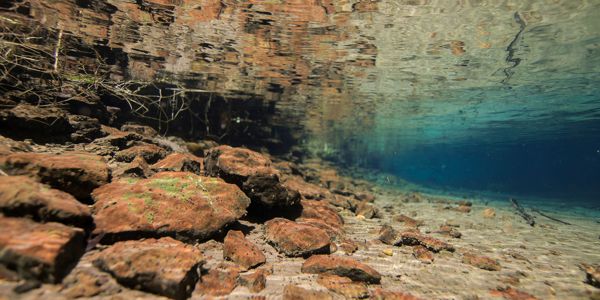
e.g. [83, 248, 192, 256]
[68, 115, 105, 143]
[0, 151, 110, 200]
[462, 253, 501, 271]
[265, 218, 331, 257]
[152, 153, 203, 175]
[489, 287, 539, 300]
[283, 175, 330, 200]
[582, 264, 600, 288]
[113, 156, 153, 179]
[435, 225, 462, 239]
[121, 124, 158, 137]
[0, 176, 92, 227]
[283, 284, 333, 300]
[204, 145, 300, 209]
[114, 143, 168, 163]
[317, 274, 369, 299]
[412, 245, 434, 264]
[93, 237, 203, 299]
[0, 104, 72, 139]
[238, 269, 267, 293]
[379, 225, 454, 253]
[301, 255, 381, 284]
[394, 214, 423, 228]
[371, 288, 422, 300]
[299, 200, 344, 230]
[92, 172, 250, 243]
[0, 217, 85, 283]
[223, 230, 266, 270]
[194, 264, 240, 297]
[355, 200, 379, 218]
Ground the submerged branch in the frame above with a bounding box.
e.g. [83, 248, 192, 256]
[509, 198, 535, 226]
[531, 208, 572, 225]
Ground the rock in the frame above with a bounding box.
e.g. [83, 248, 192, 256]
[238, 269, 267, 293]
[60, 267, 123, 298]
[371, 288, 422, 300]
[317, 274, 369, 299]
[0, 151, 110, 200]
[152, 153, 203, 175]
[68, 115, 105, 143]
[382, 249, 394, 256]
[223, 230, 266, 270]
[265, 218, 331, 257]
[0, 176, 92, 228]
[283, 175, 330, 200]
[582, 264, 600, 288]
[96, 125, 143, 149]
[462, 252, 501, 271]
[355, 201, 379, 218]
[185, 140, 219, 157]
[435, 225, 462, 239]
[394, 214, 423, 228]
[338, 239, 359, 254]
[92, 172, 250, 243]
[0, 104, 72, 140]
[489, 287, 538, 300]
[194, 264, 240, 297]
[93, 237, 203, 299]
[204, 145, 300, 209]
[412, 246, 434, 264]
[0, 216, 85, 283]
[483, 208, 496, 218]
[299, 200, 344, 230]
[283, 284, 333, 300]
[378, 225, 454, 253]
[114, 142, 168, 164]
[113, 156, 153, 178]
[379, 225, 401, 245]
[454, 204, 471, 213]
[301, 255, 381, 284]
[355, 193, 375, 202]
[328, 194, 358, 211]
[121, 124, 158, 137]
[0, 136, 32, 155]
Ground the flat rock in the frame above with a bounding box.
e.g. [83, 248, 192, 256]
[379, 225, 454, 253]
[194, 263, 240, 297]
[0, 216, 85, 283]
[462, 252, 501, 271]
[283, 284, 333, 300]
[223, 230, 266, 270]
[317, 274, 369, 299]
[92, 172, 250, 243]
[93, 237, 203, 299]
[300, 200, 344, 229]
[301, 255, 381, 284]
[152, 153, 203, 175]
[265, 218, 331, 257]
[283, 175, 330, 200]
[114, 142, 168, 163]
[412, 245, 434, 264]
[0, 176, 92, 227]
[204, 145, 300, 209]
[371, 288, 422, 300]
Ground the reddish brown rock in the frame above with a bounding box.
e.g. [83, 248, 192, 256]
[394, 214, 423, 228]
[299, 200, 344, 229]
[92, 172, 250, 243]
[327, 194, 358, 211]
[93, 237, 203, 299]
[265, 218, 331, 257]
[113, 156, 153, 179]
[317, 274, 369, 299]
[412, 246, 434, 264]
[114, 142, 168, 163]
[120, 124, 158, 137]
[0, 151, 109, 200]
[582, 263, 600, 288]
[462, 252, 501, 271]
[489, 287, 538, 300]
[0, 216, 85, 283]
[338, 239, 359, 254]
[283, 284, 333, 300]
[97, 125, 143, 149]
[301, 255, 381, 284]
[238, 269, 267, 293]
[371, 288, 422, 300]
[379, 225, 403, 245]
[283, 175, 330, 200]
[152, 153, 203, 175]
[435, 225, 462, 239]
[0, 176, 92, 227]
[223, 230, 266, 270]
[204, 145, 300, 209]
[355, 200, 379, 219]
[194, 264, 240, 297]
[399, 231, 455, 253]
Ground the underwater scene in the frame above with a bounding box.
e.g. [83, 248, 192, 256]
[0, 0, 599, 299]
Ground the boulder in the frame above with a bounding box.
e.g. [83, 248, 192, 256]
[223, 230, 266, 270]
[93, 237, 203, 299]
[265, 218, 331, 257]
[68, 115, 105, 143]
[204, 145, 300, 209]
[283, 175, 330, 200]
[0, 104, 72, 140]
[299, 200, 343, 229]
[114, 142, 168, 164]
[0, 151, 110, 200]
[92, 172, 250, 243]
[283, 285, 333, 300]
[0, 216, 85, 283]
[301, 255, 381, 284]
[0, 176, 92, 228]
[152, 153, 203, 175]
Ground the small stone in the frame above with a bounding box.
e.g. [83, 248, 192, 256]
[301, 255, 381, 284]
[382, 249, 394, 256]
[355, 201, 379, 219]
[483, 208, 496, 218]
[455, 204, 471, 213]
[394, 214, 423, 228]
[462, 252, 501, 271]
[223, 230, 266, 270]
[489, 287, 538, 300]
[283, 284, 333, 300]
[265, 218, 331, 257]
[412, 246, 434, 264]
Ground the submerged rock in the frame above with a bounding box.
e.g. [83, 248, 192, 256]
[412, 245, 434, 264]
[0, 151, 110, 200]
[223, 230, 266, 270]
[355, 200, 379, 219]
[237, 269, 267, 293]
[93, 237, 203, 299]
[92, 172, 250, 243]
[204, 145, 300, 209]
[114, 142, 168, 164]
[283, 284, 333, 300]
[152, 153, 203, 175]
[483, 208, 496, 218]
[194, 264, 240, 297]
[378, 225, 454, 253]
[370, 288, 422, 300]
[581, 264, 600, 288]
[0, 176, 92, 228]
[265, 218, 331, 257]
[301, 255, 381, 284]
[462, 252, 501, 271]
[0, 216, 85, 283]
[317, 274, 370, 299]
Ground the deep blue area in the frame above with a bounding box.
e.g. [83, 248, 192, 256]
[371, 129, 600, 205]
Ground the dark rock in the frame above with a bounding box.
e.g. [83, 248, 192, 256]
[0, 216, 85, 283]
[152, 153, 203, 175]
[462, 252, 501, 271]
[301, 255, 381, 284]
[223, 230, 266, 270]
[283, 284, 333, 300]
[0, 104, 72, 141]
[0, 151, 110, 200]
[68, 115, 105, 143]
[93, 237, 203, 299]
[13, 280, 42, 294]
[0, 176, 92, 228]
[114, 142, 168, 164]
[96, 125, 143, 149]
[92, 172, 250, 243]
[121, 124, 158, 137]
[265, 218, 331, 257]
[204, 145, 300, 209]
[113, 156, 153, 178]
